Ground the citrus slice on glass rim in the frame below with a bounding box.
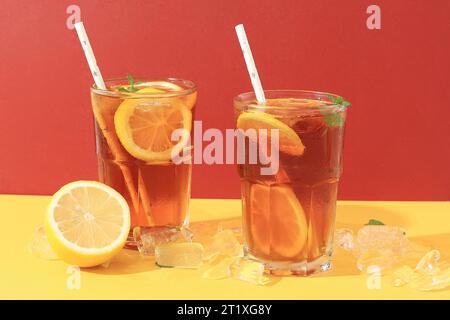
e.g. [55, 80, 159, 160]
[44, 181, 130, 267]
[114, 87, 192, 162]
[142, 81, 197, 110]
[236, 111, 305, 156]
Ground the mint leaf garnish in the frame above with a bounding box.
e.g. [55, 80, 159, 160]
[127, 74, 135, 86]
[366, 219, 385, 226]
[321, 94, 351, 127]
[327, 94, 351, 107]
[323, 113, 344, 127]
[117, 74, 140, 92]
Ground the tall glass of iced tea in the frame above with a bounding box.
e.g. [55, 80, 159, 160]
[234, 90, 348, 275]
[91, 78, 197, 245]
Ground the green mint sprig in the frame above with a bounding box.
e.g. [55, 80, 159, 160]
[328, 95, 351, 107]
[364, 219, 406, 235]
[366, 219, 385, 226]
[322, 95, 351, 127]
[323, 113, 345, 127]
[118, 74, 142, 93]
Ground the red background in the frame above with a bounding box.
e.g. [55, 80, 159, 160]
[0, 0, 449, 200]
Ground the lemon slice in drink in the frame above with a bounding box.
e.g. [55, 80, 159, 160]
[143, 81, 197, 110]
[237, 111, 305, 156]
[250, 184, 308, 258]
[114, 87, 192, 162]
[45, 181, 130, 267]
[143, 81, 183, 92]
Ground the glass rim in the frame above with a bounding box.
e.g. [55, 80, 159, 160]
[91, 77, 197, 98]
[233, 89, 347, 111]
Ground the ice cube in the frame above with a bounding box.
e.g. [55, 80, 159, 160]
[189, 218, 243, 245]
[202, 255, 236, 280]
[230, 258, 269, 285]
[415, 249, 441, 276]
[133, 226, 193, 255]
[188, 221, 220, 243]
[28, 226, 59, 260]
[392, 266, 417, 287]
[155, 242, 204, 268]
[355, 225, 410, 255]
[353, 226, 420, 273]
[408, 270, 450, 291]
[334, 228, 354, 251]
[203, 230, 243, 260]
[409, 250, 450, 291]
[217, 217, 242, 237]
[356, 248, 398, 273]
[217, 217, 243, 242]
[391, 250, 450, 291]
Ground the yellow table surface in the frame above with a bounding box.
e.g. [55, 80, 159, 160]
[0, 195, 449, 300]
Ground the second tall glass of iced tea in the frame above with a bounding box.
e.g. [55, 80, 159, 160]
[234, 90, 347, 275]
[91, 78, 197, 243]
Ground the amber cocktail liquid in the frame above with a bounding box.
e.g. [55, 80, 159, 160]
[91, 78, 197, 244]
[234, 90, 347, 275]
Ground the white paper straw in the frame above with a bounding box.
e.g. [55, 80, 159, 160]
[235, 24, 266, 104]
[74, 22, 106, 90]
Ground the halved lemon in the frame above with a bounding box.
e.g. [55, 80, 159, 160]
[249, 184, 308, 258]
[114, 87, 192, 162]
[45, 181, 130, 267]
[237, 111, 305, 156]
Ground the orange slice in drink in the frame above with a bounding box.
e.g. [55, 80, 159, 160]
[249, 184, 308, 258]
[236, 111, 305, 156]
[114, 87, 192, 162]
